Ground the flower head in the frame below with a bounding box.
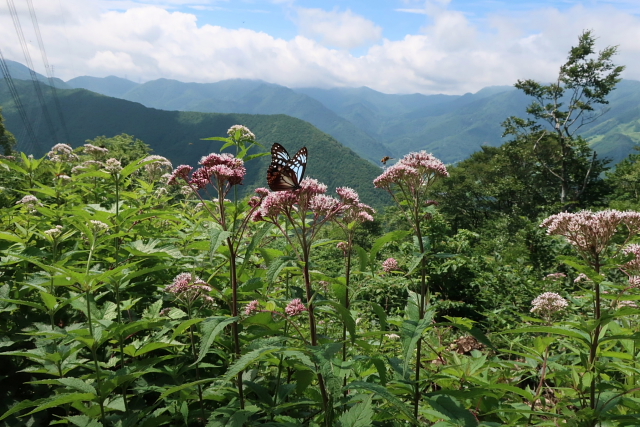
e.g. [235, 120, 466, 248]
[141, 155, 173, 181]
[47, 143, 78, 162]
[285, 298, 307, 316]
[104, 158, 122, 174]
[244, 300, 260, 316]
[382, 257, 399, 273]
[83, 144, 109, 158]
[227, 125, 256, 142]
[374, 151, 448, 192]
[166, 273, 214, 305]
[540, 210, 640, 259]
[530, 292, 569, 317]
[44, 225, 63, 237]
[544, 272, 567, 281]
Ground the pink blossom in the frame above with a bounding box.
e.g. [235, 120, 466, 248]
[382, 258, 399, 273]
[255, 187, 270, 197]
[166, 273, 214, 305]
[285, 298, 307, 316]
[622, 244, 640, 274]
[337, 241, 349, 255]
[244, 300, 260, 316]
[540, 210, 640, 258]
[336, 187, 360, 204]
[309, 194, 341, 217]
[168, 165, 193, 185]
[530, 292, 569, 316]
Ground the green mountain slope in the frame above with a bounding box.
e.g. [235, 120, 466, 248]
[0, 79, 390, 207]
[66, 77, 392, 164]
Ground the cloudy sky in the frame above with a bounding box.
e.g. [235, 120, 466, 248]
[1, 0, 639, 95]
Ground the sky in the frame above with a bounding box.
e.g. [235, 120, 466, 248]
[1, 0, 640, 95]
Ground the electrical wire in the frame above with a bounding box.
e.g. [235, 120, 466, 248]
[0, 47, 38, 153]
[6, 0, 58, 149]
[26, 0, 70, 143]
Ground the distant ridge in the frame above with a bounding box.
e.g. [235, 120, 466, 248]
[0, 78, 390, 207]
[4, 59, 640, 165]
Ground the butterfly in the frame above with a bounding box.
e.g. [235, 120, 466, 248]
[267, 143, 307, 191]
[381, 156, 394, 165]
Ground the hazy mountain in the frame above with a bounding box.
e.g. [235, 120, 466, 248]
[0, 79, 389, 207]
[1, 59, 69, 89]
[66, 75, 139, 98]
[5, 59, 640, 166]
[63, 77, 392, 164]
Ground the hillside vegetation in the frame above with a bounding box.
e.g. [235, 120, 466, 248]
[0, 79, 389, 207]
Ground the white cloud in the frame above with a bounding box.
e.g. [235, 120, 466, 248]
[1, 0, 639, 95]
[294, 7, 383, 50]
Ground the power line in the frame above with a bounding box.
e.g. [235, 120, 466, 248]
[26, 0, 70, 143]
[0, 47, 38, 153]
[6, 0, 59, 148]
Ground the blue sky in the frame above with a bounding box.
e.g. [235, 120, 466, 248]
[1, 0, 640, 94]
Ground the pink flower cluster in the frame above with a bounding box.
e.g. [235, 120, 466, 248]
[252, 178, 343, 222]
[530, 292, 569, 316]
[544, 272, 567, 281]
[622, 244, 640, 274]
[540, 210, 640, 258]
[382, 257, 399, 273]
[285, 298, 307, 316]
[167, 153, 246, 194]
[166, 273, 214, 305]
[336, 187, 375, 223]
[244, 300, 260, 316]
[374, 151, 449, 191]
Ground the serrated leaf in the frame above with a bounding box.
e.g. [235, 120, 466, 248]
[348, 382, 416, 424]
[338, 394, 373, 427]
[195, 316, 238, 364]
[425, 395, 478, 426]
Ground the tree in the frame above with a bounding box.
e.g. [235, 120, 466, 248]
[0, 107, 16, 155]
[502, 30, 624, 207]
[84, 134, 151, 165]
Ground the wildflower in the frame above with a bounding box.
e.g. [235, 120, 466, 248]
[615, 300, 638, 309]
[374, 151, 449, 192]
[16, 195, 40, 208]
[530, 292, 568, 316]
[540, 210, 640, 259]
[622, 244, 640, 274]
[544, 272, 567, 281]
[574, 273, 589, 283]
[285, 298, 307, 316]
[244, 300, 260, 316]
[336, 187, 375, 224]
[166, 273, 215, 305]
[227, 125, 256, 142]
[168, 165, 194, 186]
[90, 220, 110, 233]
[629, 276, 640, 288]
[44, 225, 63, 237]
[56, 174, 71, 181]
[140, 155, 173, 181]
[337, 241, 349, 255]
[385, 333, 401, 340]
[104, 158, 122, 174]
[382, 257, 399, 273]
[83, 144, 109, 158]
[47, 143, 78, 162]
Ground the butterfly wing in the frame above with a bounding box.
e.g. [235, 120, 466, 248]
[267, 143, 307, 191]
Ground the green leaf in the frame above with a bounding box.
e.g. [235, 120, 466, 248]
[195, 316, 238, 364]
[338, 394, 374, 427]
[317, 300, 356, 343]
[425, 395, 478, 426]
[354, 245, 369, 272]
[266, 256, 296, 283]
[348, 382, 416, 424]
[209, 229, 231, 260]
[401, 307, 435, 376]
[23, 393, 97, 417]
[172, 318, 204, 340]
[223, 346, 280, 381]
[370, 230, 411, 262]
[369, 302, 388, 331]
[239, 223, 273, 276]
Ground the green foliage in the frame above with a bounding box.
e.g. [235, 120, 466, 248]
[0, 107, 16, 155]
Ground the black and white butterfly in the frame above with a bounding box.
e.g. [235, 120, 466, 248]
[266, 143, 307, 191]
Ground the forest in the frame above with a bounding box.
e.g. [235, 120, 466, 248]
[1, 31, 640, 426]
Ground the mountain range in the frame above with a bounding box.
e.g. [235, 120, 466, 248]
[2, 59, 640, 168]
